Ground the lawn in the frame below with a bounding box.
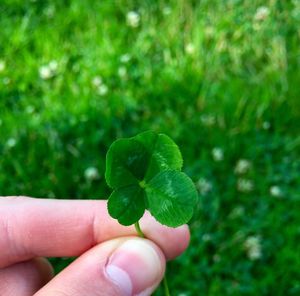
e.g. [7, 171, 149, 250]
[0, 0, 300, 295]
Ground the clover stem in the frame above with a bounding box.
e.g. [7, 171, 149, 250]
[134, 221, 145, 238]
[135, 220, 171, 296]
[163, 273, 171, 296]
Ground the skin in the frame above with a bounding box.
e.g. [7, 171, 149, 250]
[0, 196, 190, 296]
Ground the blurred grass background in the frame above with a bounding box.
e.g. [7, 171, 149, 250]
[1, 0, 300, 295]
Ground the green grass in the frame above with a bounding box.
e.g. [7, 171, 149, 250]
[1, 0, 300, 295]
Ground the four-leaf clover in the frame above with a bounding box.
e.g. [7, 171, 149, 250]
[105, 131, 198, 227]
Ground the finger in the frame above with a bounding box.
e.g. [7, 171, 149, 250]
[35, 237, 165, 296]
[0, 196, 189, 268]
[0, 257, 53, 296]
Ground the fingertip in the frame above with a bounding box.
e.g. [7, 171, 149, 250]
[140, 213, 191, 260]
[33, 257, 54, 285]
[0, 257, 54, 295]
[174, 224, 191, 257]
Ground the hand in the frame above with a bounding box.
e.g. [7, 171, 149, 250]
[0, 196, 189, 296]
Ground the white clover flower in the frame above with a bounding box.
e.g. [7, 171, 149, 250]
[98, 84, 108, 96]
[196, 178, 212, 195]
[3, 77, 11, 85]
[163, 6, 172, 16]
[200, 114, 216, 127]
[48, 60, 58, 71]
[262, 121, 271, 130]
[237, 178, 254, 192]
[120, 54, 131, 63]
[44, 5, 56, 18]
[254, 6, 270, 21]
[25, 105, 35, 114]
[92, 77, 108, 95]
[234, 159, 251, 174]
[229, 206, 245, 219]
[84, 167, 100, 181]
[39, 60, 58, 80]
[0, 60, 6, 72]
[126, 11, 140, 28]
[92, 76, 103, 87]
[7, 138, 17, 148]
[270, 185, 282, 197]
[244, 236, 262, 260]
[248, 248, 262, 260]
[185, 43, 195, 55]
[118, 66, 127, 78]
[212, 147, 224, 162]
[39, 65, 52, 79]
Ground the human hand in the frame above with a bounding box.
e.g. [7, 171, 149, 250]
[0, 196, 189, 296]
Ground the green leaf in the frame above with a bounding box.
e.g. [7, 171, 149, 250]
[145, 170, 198, 227]
[108, 185, 146, 226]
[105, 138, 149, 188]
[105, 131, 183, 189]
[135, 131, 183, 181]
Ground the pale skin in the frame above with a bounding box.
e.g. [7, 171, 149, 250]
[0, 196, 190, 296]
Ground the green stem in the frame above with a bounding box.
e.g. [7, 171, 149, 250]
[134, 220, 171, 296]
[134, 221, 145, 238]
[163, 273, 171, 296]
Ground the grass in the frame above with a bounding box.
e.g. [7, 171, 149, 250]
[1, 0, 300, 295]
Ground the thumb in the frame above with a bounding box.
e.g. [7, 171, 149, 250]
[35, 237, 166, 296]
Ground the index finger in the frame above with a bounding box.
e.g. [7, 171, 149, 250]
[0, 196, 189, 268]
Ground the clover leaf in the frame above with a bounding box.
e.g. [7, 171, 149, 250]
[107, 185, 146, 226]
[146, 170, 197, 227]
[105, 131, 198, 227]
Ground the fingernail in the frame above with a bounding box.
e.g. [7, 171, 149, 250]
[105, 239, 164, 296]
[106, 265, 132, 296]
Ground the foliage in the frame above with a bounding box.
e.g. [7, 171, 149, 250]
[0, 0, 300, 295]
[106, 131, 197, 227]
